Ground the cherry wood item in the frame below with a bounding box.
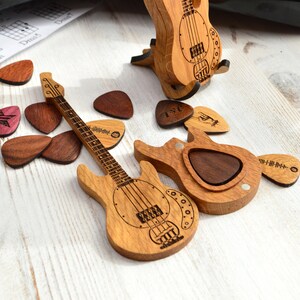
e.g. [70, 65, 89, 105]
[1, 135, 52, 168]
[134, 127, 262, 215]
[25, 102, 62, 134]
[258, 154, 300, 187]
[87, 119, 125, 149]
[41, 131, 82, 164]
[155, 100, 194, 128]
[131, 0, 230, 99]
[40, 72, 199, 261]
[184, 106, 230, 133]
[0, 106, 21, 137]
[93, 90, 134, 119]
[0, 60, 33, 85]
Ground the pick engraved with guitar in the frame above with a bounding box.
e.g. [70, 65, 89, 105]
[40, 73, 199, 261]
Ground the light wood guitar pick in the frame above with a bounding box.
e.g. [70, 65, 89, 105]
[93, 90, 134, 119]
[0, 106, 21, 137]
[1, 135, 52, 168]
[184, 106, 229, 133]
[87, 119, 125, 149]
[25, 102, 62, 134]
[0, 60, 33, 85]
[42, 131, 82, 164]
[155, 100, 194, 128]
[258, 154, 300, 187]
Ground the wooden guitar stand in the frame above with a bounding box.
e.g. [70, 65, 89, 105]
[131, 0, 230, 100]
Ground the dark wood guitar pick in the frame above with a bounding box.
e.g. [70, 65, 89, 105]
[1, 135, 52, 168]
[25, 102, 62, 134]
[258, 154, 300, 187]
[155, 100, 194, 128]
[93, 90, 134, 119]
[0, 106, 21, 137]
[41, 131, 82, 164]
[0, 60, 33, 85]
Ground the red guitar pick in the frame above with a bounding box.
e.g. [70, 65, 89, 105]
[0, 60, 33, 85]
[0, 106, 21, 137]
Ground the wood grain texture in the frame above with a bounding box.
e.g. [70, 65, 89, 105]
[93, 90, 134, 119]
[134, 127, 262, 214]
[25, 102, 62, 134]
[155, 100, 194, 127]
[1, 135, 52, 168]
[258, 154, 300, 187]
[1, 1, 300, 298]
[41, 131, 82, 164]
[0, 60, 33, 85]
[184, 106, 230, 133]
[0, 106, 21, 137]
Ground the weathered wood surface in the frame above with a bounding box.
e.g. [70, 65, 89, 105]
[0, 0, 299, 299]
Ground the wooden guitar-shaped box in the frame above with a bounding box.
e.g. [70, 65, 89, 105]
[134, 128, 262, 215]
[132, 0, 229, 99]
[40, 73, 199, 261]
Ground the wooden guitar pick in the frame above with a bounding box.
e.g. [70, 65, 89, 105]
[87, 119, 125, 149]
[155, 100, 194, 128]
[258, 154, 300, 187]
[93, 90, 134, 119]
[0, 60, 33, 85]
[184, 106, 230, 133]
[25, 102, 62, 134]
[1, 135, 52, 168]
[0, 106, 21, 137]
[41, 131, 82, 164]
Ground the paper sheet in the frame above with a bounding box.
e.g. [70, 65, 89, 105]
[0, 0, 98, 63]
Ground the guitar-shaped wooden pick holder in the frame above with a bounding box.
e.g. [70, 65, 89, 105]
[131, 0, 230, 100]
[135, 128, 262, 215]
[39, 72, 199, 261]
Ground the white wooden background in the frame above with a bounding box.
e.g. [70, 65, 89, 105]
[1, 1, 299, 299]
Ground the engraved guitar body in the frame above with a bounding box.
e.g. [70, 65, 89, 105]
[141, 0, 224, 90]
[40, 73, 198, 261]
[134, 128, 262, 215]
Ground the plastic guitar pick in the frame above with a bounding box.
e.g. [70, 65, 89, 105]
[0, 106, 21, 137]
[87, 119, 125, 149]
[155, 100, 194, 128]
[258, 154, 300, 187]
[41, 131, 82, 164]
[1, 135, 52, 168]
[25, 102, 62, 134]
[0, 60, 33, 85]
[93, 90, 134, 119]
[184, 106, 230, 133]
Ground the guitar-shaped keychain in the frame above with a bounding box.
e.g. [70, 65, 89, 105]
[40, 72, 199, 261]
[131, 0, 229, 99]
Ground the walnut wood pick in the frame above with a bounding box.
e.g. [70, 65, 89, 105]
[155, 100, 194, 128]
[0, 60, 33, 85]
[87, 119, 125, 149]
[93, 90, 134, 119]
[258, 154, 300, 187]
[41, 131, 82, 164]
[25, 102, 62, 134]
[184, 106, 230, 133]
[0, 106, 21, 137]
[1, 135, 52, 168]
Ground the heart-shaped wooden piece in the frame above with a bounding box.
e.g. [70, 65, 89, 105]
[25, 102, 62, 134]
[0, 106, 21, 137]
[258, 154, 300, 187]
[1, 135, 52, 168]
[87, 119, 125, 149]
[155, 100, 194, 128]
[41, 131, 82, 164]
[93, 91, 134, 119]
[184, 106, 230, 133]
[0, 60, 33, 85]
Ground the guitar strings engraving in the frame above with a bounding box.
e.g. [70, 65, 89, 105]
[42, 78, 187, 249]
